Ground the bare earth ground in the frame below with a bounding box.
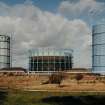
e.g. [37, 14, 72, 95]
[0, 75, 105, 92]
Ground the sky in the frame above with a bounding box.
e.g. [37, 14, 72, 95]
[0, 0, 105, 69]
[0, 0, 62, 12]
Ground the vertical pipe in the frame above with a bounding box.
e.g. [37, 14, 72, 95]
[28, 51, 30, 72]
[42, 48, 43, 72]
[33, 51, 35, 71]
[64, 53, 66, 71]
[54, 48, 55, 71]
[68, 54, 70, 70]
[92, 27, 94, 73]
[59, 50, 61, 71]
[10, 33, 13, 68]
[48, 48, 49, 73]
[37, 49, 38, 72]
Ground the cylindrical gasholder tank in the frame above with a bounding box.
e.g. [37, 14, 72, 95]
[92, 24, 105, 73]
[29, 48, 73, 72]
[0, 35, 10, 69]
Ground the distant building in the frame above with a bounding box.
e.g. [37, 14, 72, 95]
[68, 68, 91, 73]
[29, 48, 73, 73]
[0, 67, 27, 74]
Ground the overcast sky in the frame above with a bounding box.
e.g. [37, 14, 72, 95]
[0, 0, 105, 69]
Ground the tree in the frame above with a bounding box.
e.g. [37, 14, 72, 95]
[8, 72, 14, 76]
[41, 72, 66, 87]
[75, 74, 83, 84]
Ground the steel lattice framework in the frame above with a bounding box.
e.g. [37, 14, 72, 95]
[0, 35, 11, 69]
[92, 24, 105, 73]
[29, 48, 73, 73]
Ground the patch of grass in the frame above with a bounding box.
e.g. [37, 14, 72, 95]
[1, 90, 105, 105]
[1, 90, 59, 105]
